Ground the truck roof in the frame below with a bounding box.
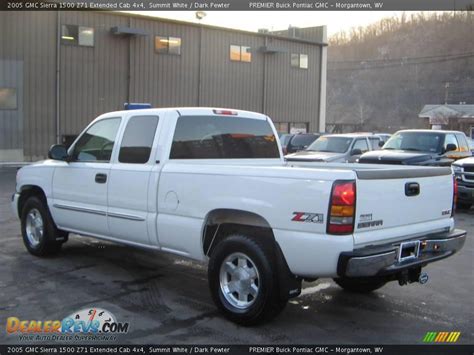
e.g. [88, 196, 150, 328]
[97, 107, 268, 121]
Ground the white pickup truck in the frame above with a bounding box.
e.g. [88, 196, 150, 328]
[12, 108, 466, 325]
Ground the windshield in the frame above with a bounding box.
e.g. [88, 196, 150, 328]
[290, 134, 318, 146]
[307, 136, 353, 153]
[383, 132, 444, 153]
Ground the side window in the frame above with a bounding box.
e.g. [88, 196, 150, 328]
[444, 134, 459, 151]
[170, 115, 279, 159]
[368, 137, 381, 150]
[353, 139, 369, 153]
[72, 118, 121, 162]
[455, 133, 468, 152]
[119, 116, 159, 164]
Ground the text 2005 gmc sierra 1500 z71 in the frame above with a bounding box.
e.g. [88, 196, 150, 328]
[11, 108, 466, 325]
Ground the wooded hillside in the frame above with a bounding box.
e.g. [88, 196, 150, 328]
[326, 12, 474, 132]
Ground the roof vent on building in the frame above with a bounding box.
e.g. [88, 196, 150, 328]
[258, 28, 269, 34]
[111, 26, 148, 36]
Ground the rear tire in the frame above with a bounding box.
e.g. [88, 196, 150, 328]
[333, 277, 386, 293]
[21, 196, 65, 256]
[208, 234, 287, 325]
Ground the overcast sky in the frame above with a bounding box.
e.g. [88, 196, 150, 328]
[127, 11, 433, 37]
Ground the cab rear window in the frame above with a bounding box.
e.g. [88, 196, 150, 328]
[170, 115, 279, 159]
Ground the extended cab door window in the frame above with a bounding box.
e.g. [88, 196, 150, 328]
[71, 118, 121, 162]
[119, 115, 159, 164]
[170, 115, 279, 159]
[353, 138, 369, 153]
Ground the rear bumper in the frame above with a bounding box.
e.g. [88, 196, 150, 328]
[337, 229, 466, 277]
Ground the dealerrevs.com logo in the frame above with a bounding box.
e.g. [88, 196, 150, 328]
[6, 308, 129, 341]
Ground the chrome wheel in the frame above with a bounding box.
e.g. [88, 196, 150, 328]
[25, 208, 44, 247]
[219, 252, 260, 309]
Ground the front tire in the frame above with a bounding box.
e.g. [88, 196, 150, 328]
[208, 234, 286, 325]
[21, 196, 65, 256]
[333, 277, 386, 293]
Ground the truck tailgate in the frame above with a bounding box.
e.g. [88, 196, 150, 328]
[353, 167, 454, 246]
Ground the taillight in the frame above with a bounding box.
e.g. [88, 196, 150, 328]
[452, 175, 457, 217]
[327, 180, 356, 235]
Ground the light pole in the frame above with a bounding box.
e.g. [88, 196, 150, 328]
[195, 11, 207, 106]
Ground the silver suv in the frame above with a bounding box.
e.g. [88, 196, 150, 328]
[285, 133, 382, 163]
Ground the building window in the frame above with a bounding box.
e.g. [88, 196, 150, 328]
[0, 88, 17, 110]
[155, 36, 181, 55]
[61, 25, 94, 47]
[289, 123, 308, 134]
[291, 53, 308, 69]
[230, 45, 251, 62]
[274, 122, 290, 133]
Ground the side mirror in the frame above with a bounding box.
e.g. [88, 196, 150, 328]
[445, 143, 457, 153]
[48, 144, 68, 161]
[350, 148, 362, 156]
[378, 140, 384, 148]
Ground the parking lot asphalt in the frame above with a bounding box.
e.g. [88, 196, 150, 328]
[0, 167, 472, 345]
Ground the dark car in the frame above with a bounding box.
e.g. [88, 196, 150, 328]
[286, 133, 321, 154]
[452, 157, 474, 210]
[359, 129, 472, 166]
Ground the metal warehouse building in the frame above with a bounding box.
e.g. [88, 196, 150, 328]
[0, 11, 327, 162]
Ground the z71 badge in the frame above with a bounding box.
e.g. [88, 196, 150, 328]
[292, 212, 324, 223]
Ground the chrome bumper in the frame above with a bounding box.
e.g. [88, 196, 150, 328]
[458, 184, 474, 203]
[338, 229, 467, 277]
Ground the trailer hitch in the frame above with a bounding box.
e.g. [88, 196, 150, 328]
[398, 267, 428, 286]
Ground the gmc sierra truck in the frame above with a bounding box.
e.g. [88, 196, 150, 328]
[11, 108, 466, 325]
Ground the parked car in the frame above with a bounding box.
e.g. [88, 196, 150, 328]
[12, 108, 466, 325]
[359, 129, 472, 166]
[279, 133, 294, 154]
[452, 156, 474, 210]
[286, 133, 321, 154]
[285, 133, 382, 163]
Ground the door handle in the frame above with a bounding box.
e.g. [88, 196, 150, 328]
[95, 173, 107, 184]
[405, 182, 420, 196]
